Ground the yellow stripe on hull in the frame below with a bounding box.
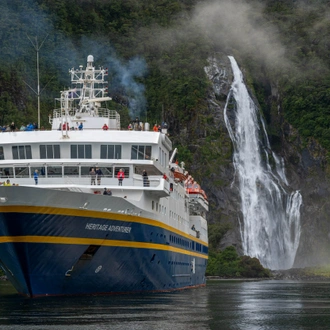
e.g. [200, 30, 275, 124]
[0, 235, 208, 259]
[0, 205, 208, 246]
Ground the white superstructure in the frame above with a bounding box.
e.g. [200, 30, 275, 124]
[0, 55, 208, 243]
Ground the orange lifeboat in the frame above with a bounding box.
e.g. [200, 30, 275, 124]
[173, 170, 187, 182]
[186, 183, 208, 200]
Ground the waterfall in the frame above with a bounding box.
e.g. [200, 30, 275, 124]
[224, 56, 302, 270]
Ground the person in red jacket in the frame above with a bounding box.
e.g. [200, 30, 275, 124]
[117, 168, 125, 186]
[102, 123, 108, 130]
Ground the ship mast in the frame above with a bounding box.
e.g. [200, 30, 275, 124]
[25, 34, 48, 130]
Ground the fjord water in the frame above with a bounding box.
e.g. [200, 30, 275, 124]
[224, 56, 302, 270]
[1, 280, 330, 329]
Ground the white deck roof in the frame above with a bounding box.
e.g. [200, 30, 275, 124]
[0, 130, 169, 146]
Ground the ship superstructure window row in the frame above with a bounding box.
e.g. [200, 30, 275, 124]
[169, 234, 206, 252]
[12, 145, 32, 160]
[131, 145, 151, 160]
[71, 144, 92, 159]
[100, 145, 122, 159]
[40, 145, 61, 159]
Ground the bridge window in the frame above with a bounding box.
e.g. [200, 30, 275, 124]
[0, 146, 4, 160]
[71, 145, 92, 159]
[12, 145, 32, 160]
[40, 145, 60, 159]
[100, 145, 121, 159]
[131, 145, 151, 160]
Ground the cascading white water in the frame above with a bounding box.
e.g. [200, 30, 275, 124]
[224, 56, 302, 270]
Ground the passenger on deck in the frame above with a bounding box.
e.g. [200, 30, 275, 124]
[96, 167, 103, 185]
[3, 179, 11, 186]
[142, 170, 149, 187]
[34, 170, 39, 185]
[25, 123, 34, 131]
[102, 123, 108, 130]
[128, 123, 133, 130]
[9, 122, 16, 132]
[133, 117, 139, 130]
[103, 188, 112, 196]
[90, 168, 96, 185]
[117, 168, 125, 186]
[78, 122, 83, 130]
[153, 124, 158, 132]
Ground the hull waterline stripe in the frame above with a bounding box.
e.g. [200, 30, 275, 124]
[0, 205, 208, 246]
[0, 235, 208, 259]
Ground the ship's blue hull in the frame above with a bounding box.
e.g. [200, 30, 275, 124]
[0, 207, 208, 297]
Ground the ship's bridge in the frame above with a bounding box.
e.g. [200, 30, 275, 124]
[50, 107, 120, 131]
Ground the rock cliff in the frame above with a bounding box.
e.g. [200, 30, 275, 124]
[202, 53, 330, 269]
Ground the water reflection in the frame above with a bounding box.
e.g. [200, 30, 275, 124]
[0, 282, 209, 330]
[207, 280, 330, 330]
[1, 280, 330, 329]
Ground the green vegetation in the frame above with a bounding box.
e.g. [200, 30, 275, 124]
[207, 223, 271, 278]
[2, 0, 330, 155]
[305, 265, 330, 278]
[207, 246, 271, 278]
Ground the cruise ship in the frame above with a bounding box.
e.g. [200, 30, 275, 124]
[0, 55, 208, 297]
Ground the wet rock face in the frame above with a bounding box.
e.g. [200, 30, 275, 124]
[274, 106, 330, 268]
[202, 54, 243, 252]
[203, 53, 330, 268]
[271, 268, 330, 281]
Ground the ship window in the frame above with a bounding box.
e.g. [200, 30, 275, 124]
[102, 167, 113, 178]
[131, 145, 152, 160]
[12, 145, 32, 159]
[71, 144, 92, 159]
[14, 167, 28, 178]
[0, 167, 13, 178]
[47, 166, 62, 177]
[64, 166, 79, 176]
[100, 145, 122, 159]
[114, 167, 129, 178]
[0, 146, 4, 160]
[81, 166, 92, 176]
[152, 201, 154, 210]
[40, 145, 60, 159]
